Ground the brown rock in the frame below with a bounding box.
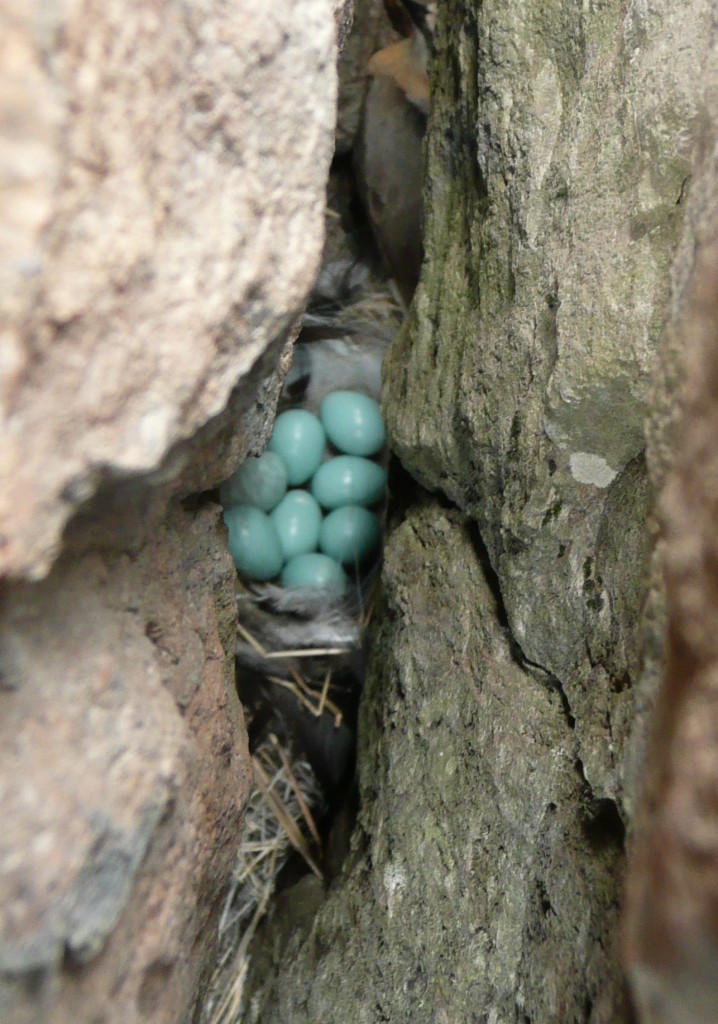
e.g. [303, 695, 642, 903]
[0, 0, 340, 1021]
[625, 36, 718, 1023]
[0, 504, 249, 1024]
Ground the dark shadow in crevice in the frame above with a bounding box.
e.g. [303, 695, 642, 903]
[384, 453, 427, 528]
[583, 796, 626, 851]
[575, 757, 627, 851]
[462, 516, 576, 729]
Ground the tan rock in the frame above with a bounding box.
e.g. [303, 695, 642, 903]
[0, 505, 249, 1023]
[0, 0, 340, 1021]
[625, 33, 718, 1023]
[0, 0, 337, 583]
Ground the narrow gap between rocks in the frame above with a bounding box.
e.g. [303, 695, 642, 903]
[197, 5, 432, 1020]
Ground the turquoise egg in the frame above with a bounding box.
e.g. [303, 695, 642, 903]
[268, 410, 326, 485]
[219, 451, 288, 512]
[280, 553, 348, 592]
[319, 506, 382, 565]
[223, 505, 283, 581]
[270, 490, 322, 560]
[311, 455, 387, 510]
[320, 390, 387, 456]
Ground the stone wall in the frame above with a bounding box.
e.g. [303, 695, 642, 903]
[0, 1, 339, 1021]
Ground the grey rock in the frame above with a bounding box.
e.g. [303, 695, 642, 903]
[245, 502, 628, 1023]
[244, 1, 712, 1021]
[382, 0, 709, 812]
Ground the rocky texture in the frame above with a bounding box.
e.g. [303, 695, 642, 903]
[0, 0, 337, 583]
[243, 1, 713, 1022]
[0, 1, 340, 1021]
[246, 501, 628, 1023]
[336, 0, 390, 152]
[384, 0, 708, 813]
[0, 504, 248, 1024]
[334, 0, 356, 51]
[624, 29, 718, 1024]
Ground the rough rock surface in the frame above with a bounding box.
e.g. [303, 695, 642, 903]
[383, 0, 708, 817]
[624, 27, 718, 1024]
[0, 1, 339, 1022]
[246, 501, 627, 1023]
[0, 504, 248, 1024]
[243, 1, 712, 1022]
[335, 0, 391, 153]
[0, 0, 337, 583]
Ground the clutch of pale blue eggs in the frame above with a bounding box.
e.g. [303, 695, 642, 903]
[221, 260, 400, 805]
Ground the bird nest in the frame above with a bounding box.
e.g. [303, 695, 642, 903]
[200, 730, 325, 1024]
[200, 593, 373, 1023]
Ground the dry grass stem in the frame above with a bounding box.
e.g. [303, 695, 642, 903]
[253, 757, 322, 878]
[266, 672, 344, 724]
[263, 646, 349, 658]
[206, 549, 378, 1021]
[318, 667, 332, 717]
[270, 733, 322, 847]
[201, 736, 323, 1024]
[236, 620, 268, 657]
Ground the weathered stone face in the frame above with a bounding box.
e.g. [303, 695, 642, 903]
[336, 0, 391, 152]
[383, 0, 708, 813]
[1, 0, 337, 583]
[0, 1, 340, 1021]
[245, 501, 628, 1024]
[0, 505, 248, 1023]
[241, 2, 712, 1022]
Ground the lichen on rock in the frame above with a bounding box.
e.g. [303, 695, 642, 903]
[242, 1, 713, 1022]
